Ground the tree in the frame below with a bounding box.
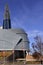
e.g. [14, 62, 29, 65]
[32, 35, 43, 64]
[32, 52, 41, 59]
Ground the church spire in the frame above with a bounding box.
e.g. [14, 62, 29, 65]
[3, 4, 11, 29]
[4, 4, 10, 19]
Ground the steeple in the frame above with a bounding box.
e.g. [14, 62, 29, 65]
[3, 5, 11, 29]
[4, 4, 10, 19]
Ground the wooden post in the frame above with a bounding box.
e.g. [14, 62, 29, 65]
[23, 50, 26, 64]
[3, 51, 5, 65]
[12, 50, 14, 65]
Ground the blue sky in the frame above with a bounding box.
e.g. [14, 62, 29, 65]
[0, 0, 43, 52]
[0, 0, 43, 31]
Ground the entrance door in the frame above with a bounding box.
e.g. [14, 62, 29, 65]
[14, 50, 26, 59]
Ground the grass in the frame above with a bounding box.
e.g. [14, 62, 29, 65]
[26, 61, 43, 64]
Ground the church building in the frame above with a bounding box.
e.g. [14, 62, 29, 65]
[0, 5, 29, 62]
